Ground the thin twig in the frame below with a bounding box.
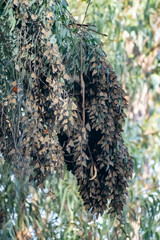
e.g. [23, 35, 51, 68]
[80, 38, 85, 127]
[66, 9, 108, 38]
[88, 28, 108, 37]
[82, 0, 92, 25]
[69, 24, 108, 37]
[69, 23, 96, 28]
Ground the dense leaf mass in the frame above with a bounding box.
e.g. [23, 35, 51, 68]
[0, 0, 133, 218]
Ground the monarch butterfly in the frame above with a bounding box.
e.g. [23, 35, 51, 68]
[12, 86, 18, 94]
[43, 129, 47, 134]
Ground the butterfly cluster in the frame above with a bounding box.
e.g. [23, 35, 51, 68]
[0, 0, 133, 218]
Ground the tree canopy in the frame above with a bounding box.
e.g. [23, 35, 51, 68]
[0, 0, 160, 239]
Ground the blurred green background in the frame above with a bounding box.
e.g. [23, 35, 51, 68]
[0, 0, 160, 239]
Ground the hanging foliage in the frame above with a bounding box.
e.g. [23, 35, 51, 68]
[0, 0, 133, 219]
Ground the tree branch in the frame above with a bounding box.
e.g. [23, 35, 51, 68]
[82, 0, 92, 24]
[80, 38, 85, 127]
